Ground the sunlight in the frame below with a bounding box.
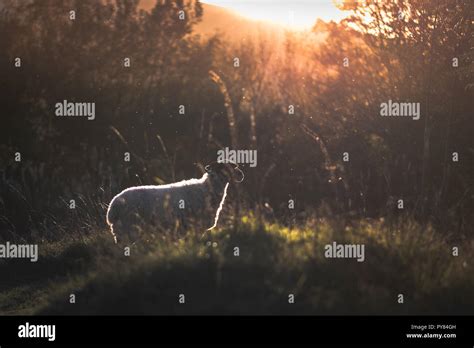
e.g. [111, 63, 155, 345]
[200, 0, 347, 30]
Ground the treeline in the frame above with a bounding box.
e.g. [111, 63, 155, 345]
[0, 0, 472, 240]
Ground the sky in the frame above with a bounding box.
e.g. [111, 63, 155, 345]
[200, 0, 347, 29]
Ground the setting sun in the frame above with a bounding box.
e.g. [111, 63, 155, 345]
[200, 0, 347, 29]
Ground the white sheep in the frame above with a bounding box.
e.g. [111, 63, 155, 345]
[106, 163, 244, 243]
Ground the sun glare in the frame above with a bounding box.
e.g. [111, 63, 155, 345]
[200, 0, 347, 30]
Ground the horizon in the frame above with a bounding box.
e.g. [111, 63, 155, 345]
[200, 0, 348, 29]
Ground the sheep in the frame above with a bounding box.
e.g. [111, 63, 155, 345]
[106, 163, 244, 243]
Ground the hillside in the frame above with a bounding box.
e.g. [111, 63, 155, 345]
[139, 0, 287, 41]
[2, 214, 473, 315]
[195, 3, 286, 40]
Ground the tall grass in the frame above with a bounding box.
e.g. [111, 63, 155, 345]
[1, 213, 471, 315]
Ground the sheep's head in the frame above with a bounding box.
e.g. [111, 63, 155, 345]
[205, 162, 244, 183]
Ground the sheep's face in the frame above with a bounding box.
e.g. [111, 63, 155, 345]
[205, 162, 244, 183]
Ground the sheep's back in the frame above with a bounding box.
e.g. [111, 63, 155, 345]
[108, 183, 213, 229]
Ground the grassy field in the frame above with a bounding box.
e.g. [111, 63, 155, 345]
[1, 213, 472, 316]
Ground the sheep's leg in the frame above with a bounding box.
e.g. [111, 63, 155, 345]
[108, 224, 118, 244]
[110, 221, 127, 245]
[124, 212, 143, 243]
[111, 213, 142, 245]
